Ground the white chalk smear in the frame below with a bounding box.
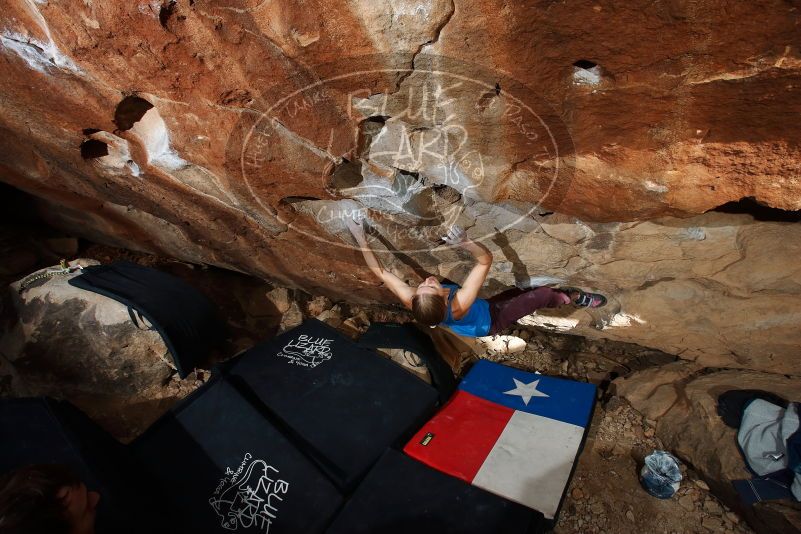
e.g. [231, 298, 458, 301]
[644, 180, 669, 193]
[604, 312, 647, 328]
[516, 313, 580, 332]
[0, 31, 81, 74]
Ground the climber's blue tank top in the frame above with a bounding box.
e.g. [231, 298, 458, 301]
[439, 283, 492, 337]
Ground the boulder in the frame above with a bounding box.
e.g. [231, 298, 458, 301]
[0, 260, 183, 439]
[0, 0, 800, 376]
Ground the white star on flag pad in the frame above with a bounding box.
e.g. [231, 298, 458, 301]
[503, 378, 550, 405]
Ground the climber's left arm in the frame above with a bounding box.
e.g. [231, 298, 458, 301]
[445, 228, 492, 318]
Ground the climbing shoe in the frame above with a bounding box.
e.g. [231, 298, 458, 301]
[564, 287, 607, 308]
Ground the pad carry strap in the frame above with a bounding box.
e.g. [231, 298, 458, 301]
[128, 307, 154, 330]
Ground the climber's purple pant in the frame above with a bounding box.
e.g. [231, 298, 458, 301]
[487, 287, 570, 336]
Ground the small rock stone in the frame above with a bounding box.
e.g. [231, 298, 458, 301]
[694, 479, 710, 491]
[591, 502, 604, 514]
[316, 305, 342, 328]
[350, 309, 371, 328]
[477, 335, 526, 354]
[725, 511, 740, 524]
[265, 287, 292, 314]
[625, 510, 635, 522]
[679, 495, 694, 511]
[278, 301, 304, 332]
[265, 287, 293, 314]
[307, 295, 333, 316]
[339, 318, 361, 338]
[644, 427, 655, 438]
[571, 487, 584, 500]
[701, 517, 722, 531]
[703, 499, 722, 515]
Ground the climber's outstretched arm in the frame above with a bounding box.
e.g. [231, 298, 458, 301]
[345, 217, 415, 309]
[444, 226, 493, 318]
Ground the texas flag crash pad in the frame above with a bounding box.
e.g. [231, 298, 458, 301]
[404, 359, 596, 520]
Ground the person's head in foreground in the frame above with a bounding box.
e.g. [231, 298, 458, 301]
[0, 464, 99, 534]
[412, 276, 448, 326]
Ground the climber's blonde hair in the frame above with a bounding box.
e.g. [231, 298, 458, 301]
[411, 293, 447, 327]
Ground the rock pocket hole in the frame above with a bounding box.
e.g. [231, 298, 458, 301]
[159, 0, 177, 29]
[392, 172, 442, 225]
[113, 96, 182, 168]
[364, 116, 389, 125]
[574, 60, 597, 70]
[114, 96, 154, 131]
[80, 139, 109, 159]
[710, 196, 801, 223]
[329, 159, 364, 190]
[572, 60, 602, 86]
[357, 116, 388, 158]
[431, 183, 462, 205]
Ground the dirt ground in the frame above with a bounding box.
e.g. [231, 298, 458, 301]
[554, 401, 752, 534]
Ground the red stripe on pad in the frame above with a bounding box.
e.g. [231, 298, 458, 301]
[403, 390, 515, 482]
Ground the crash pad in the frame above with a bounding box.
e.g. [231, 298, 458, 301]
[224, 319, 439, 491]
[325, 448, 545, 534]
[69, 261, 224, 377]
[132, 375, 343, 534]
[404, 359, 595, 520]
[358, 322, 457, 403]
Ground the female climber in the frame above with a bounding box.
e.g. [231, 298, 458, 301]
[345, 217, 607, 337]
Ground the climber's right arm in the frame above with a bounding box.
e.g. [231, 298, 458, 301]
[345, 217, 415, 309]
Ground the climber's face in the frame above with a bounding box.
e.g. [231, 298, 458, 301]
[415, 276, 442, 296]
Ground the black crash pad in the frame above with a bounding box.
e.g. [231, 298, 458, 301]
[325, 449, 546, 534]
[69, 261, 224, 377]
[358, 322, 457, 403]
[0, 398, 156, 534]
[132, 375, 342, 534]
[223, 319, 440, 491]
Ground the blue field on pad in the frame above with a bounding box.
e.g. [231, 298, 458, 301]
[458, 359, 596, 428]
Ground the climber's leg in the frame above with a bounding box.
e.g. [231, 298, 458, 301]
[488, 287, 570, 335]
